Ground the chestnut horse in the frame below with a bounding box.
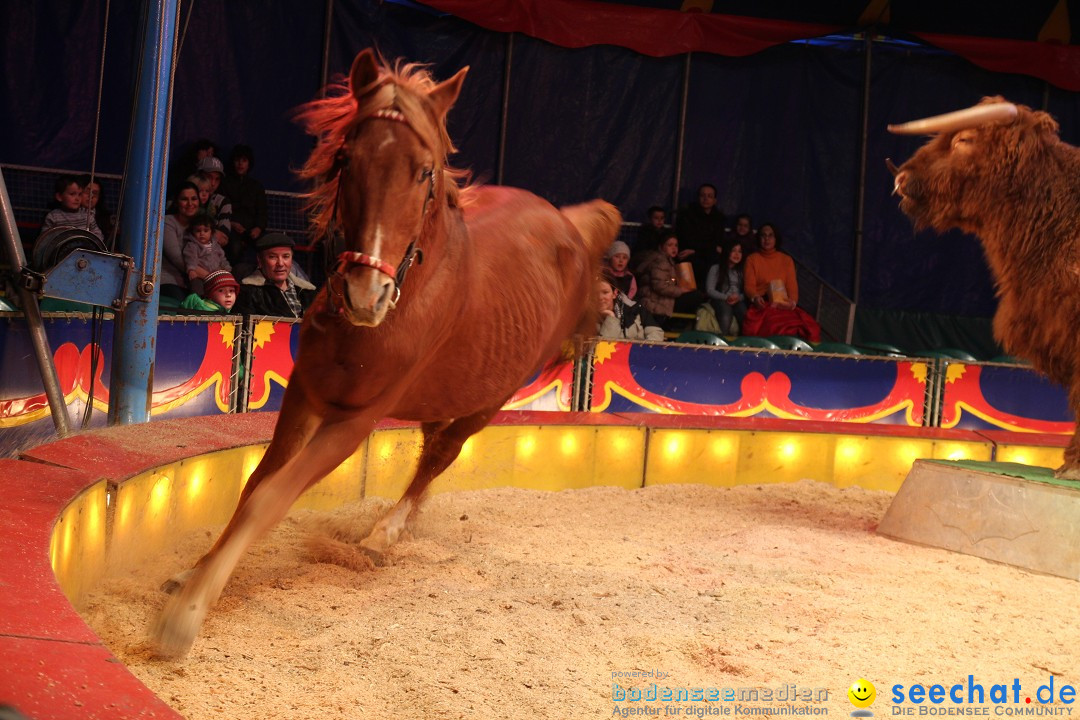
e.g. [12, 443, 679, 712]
[153, 49, 620, 657]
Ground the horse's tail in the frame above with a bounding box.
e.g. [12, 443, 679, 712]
[559, 200, 623, 359]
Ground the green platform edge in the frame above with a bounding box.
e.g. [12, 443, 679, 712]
[928, 459, 1080, 489]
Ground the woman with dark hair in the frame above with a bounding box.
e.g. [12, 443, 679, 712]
[705, 239, 747, 335]
[741, 222, 821, 341]
[160, 182, 201, 302]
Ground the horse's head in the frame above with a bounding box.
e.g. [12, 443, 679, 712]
[312, 49, 467, 327]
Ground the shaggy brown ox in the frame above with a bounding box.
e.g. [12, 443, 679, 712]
[889, 96, 1080, 478]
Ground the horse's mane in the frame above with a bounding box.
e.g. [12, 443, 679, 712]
[294, 56, 473, 241]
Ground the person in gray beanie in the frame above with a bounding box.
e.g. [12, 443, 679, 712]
[603, 239, 637, 298]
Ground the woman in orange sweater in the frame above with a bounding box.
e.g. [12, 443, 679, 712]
[741, 223, 821, 341]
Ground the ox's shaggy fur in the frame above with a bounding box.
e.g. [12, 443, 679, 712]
[894, 96, 1080, 478]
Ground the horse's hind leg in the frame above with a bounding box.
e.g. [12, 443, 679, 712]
[153, 404, 379, 658]
[359, 406, 502, 563]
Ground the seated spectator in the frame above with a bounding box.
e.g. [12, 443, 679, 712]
[42, 174, 103, 241]
[596, 268, 663, 342]
[635, 205, 667, 256]
[236, 233, 316, 318]
[184, 138, 219, 178]
[79, 176, 115, 243]
[196, 156, 233, 246]
[675, 183, 724, 289]
[183, 212, 231, 296]
[634, 231, 700, 329]
[741, 222, 821, 342]
[187, 172, 212, 207]
[181, 269, 240, 313]
[726, 213, 754, 248]
[170, 138, 218, 198]
[705, 239, 748, 335]
[603, 240, 637, 299]
[160, 182, 201, 302]
[221, 144, 267, 278]
[183, 138, 218, 171]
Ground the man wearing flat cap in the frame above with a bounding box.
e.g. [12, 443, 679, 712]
[235, 232, 316, 318]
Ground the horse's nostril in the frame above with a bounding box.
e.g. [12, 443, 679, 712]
[338, 277, 353, 312]
[376, 280, 395, 309]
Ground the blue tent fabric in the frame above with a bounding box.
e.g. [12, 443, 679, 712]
[503, 36, 682, 217]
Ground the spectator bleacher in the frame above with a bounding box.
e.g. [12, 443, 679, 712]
[3, 164, 309, 245]
[5, 166, 858, 344]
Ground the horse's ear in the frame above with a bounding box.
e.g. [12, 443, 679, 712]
[350, 49, 381, 100]
[427, 66, 469, 118]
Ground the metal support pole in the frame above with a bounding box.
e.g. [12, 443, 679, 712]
[671, 52, 692, 215]
[108, 0, 179, 426]
[852, 31, 873, 305]
[319, 0, 334, 95]
[495, 32, 514, 186]
[0, 171, 72, 436]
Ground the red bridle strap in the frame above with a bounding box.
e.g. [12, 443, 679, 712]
[336, 251, 397, 278]
[322, 105, 431, 316]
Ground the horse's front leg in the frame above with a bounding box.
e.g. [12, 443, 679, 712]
[359, 404, 503, 564]
[152, 402, 381, 658]
[158, 392, 323, 594]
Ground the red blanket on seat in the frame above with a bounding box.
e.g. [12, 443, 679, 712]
[741, 305, 821, 342]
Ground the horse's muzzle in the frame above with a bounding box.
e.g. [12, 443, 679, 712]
[340, 270, 396, 326]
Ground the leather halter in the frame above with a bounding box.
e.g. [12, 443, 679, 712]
[324, 105, 435, 315]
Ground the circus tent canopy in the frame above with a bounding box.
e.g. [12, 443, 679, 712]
[420, 0, 1080, 90]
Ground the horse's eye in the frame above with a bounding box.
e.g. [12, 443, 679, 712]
[418, 168, 433, 183]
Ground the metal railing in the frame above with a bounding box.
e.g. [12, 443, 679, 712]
[1, 164, 309, 238]
[794, 259, 855, 343]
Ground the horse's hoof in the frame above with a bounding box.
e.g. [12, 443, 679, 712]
[357, 540, 389, 567]
[160, 577, 182, 594]
[1054, 464, 1080, 481]
[160, 568, 193, 595]
[152, 593, 206, 660]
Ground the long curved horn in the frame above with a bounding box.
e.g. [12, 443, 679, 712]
[887, 102, 1018, 135]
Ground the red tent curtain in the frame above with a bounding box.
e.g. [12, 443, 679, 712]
[915, 32, 1080, 92]
[422, 0, 1080, 91]
[421, 0, 842, 57]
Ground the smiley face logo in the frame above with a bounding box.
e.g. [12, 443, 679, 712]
[848, 678, 876, 708]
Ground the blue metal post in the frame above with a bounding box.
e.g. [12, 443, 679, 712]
[108, 0, 179, 425]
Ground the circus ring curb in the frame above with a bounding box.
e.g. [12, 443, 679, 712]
[0, 411, 1068, 719]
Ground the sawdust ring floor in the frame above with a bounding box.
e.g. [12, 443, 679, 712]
[82, 482, 1079, 718]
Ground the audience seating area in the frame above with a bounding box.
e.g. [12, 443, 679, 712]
[2, 167, 1012, 365]
[2, 164, 310, 242]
